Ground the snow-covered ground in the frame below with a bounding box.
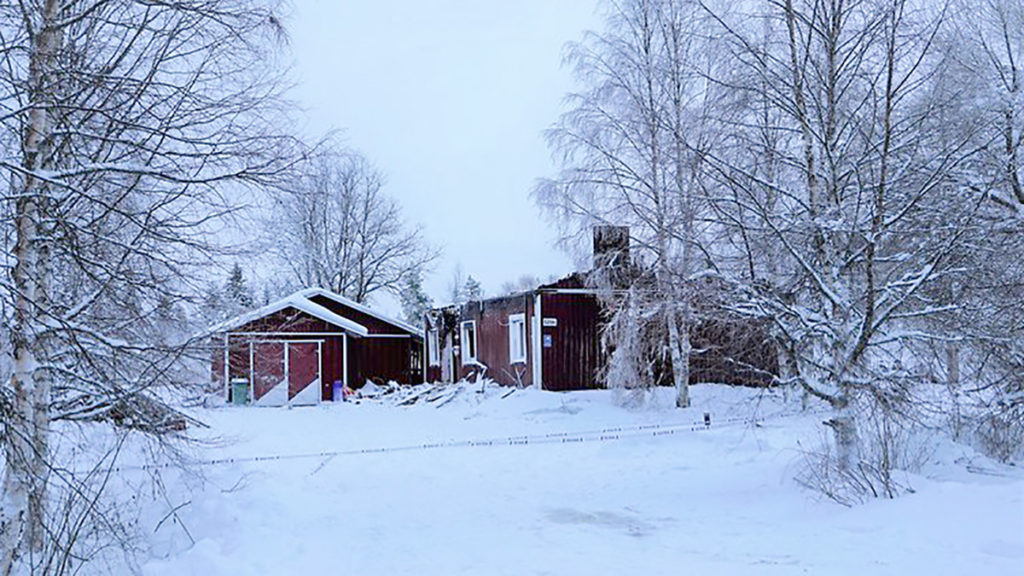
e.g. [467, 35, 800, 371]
[136, 383, 1023, 576]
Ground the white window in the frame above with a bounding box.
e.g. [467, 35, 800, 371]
[460, 320, 477, 365]
[427, 329, 440, 366]
[508, 313, 526, 363]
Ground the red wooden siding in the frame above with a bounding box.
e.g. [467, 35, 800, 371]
[227, 337, 250, 382]
[347, 337, 420, 387]
[454, 295, 533, 387]
[423, 288, 778, 392]
[253, 342, 285, 400]
[287, 342, 319, 399]
[539, 292, 604, 391]
[321, 336, 345, 400]
[424, 331, 443, 383]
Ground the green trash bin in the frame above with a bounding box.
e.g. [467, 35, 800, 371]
[230, 378, 250, 406]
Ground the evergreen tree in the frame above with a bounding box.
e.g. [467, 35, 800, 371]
[200, 282, 226, 324]
[463, 275, 483, 303]
[225, 263, 254, 309]
[399, 271, 433, 328]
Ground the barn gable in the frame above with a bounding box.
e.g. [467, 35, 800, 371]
[210, 293, 369, 336]
[212, 288, 423, 406]
[299, 288, 420, 335]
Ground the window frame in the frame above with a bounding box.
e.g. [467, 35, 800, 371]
[427, 328, 440, 366]
[508, 313, 527, 364]
[460, 320, 478, 365]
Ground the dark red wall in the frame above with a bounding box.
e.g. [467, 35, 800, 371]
[321, 336, 345, 400]
[287, 342, 319, 399]
[539, 292, 604, 391]
[347, 337, 421, 387]
[421, 286, 779, 392]
[253, 341, 285, 400]
[453, 295, 533, 387]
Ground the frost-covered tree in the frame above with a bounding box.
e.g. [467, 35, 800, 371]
[538, 0, 1023, 497]
[0, 0, 299, 571]
[500, 274, 541, 296]
[225, 263, 255, 310]
[447, 264, 467, 306]
[398, 271, 433, 328]
[270, 144, 438, 304]
[921, 0, 1024, 460]
[463, 275, 484, 303]
[701, 0, 984, 482]
[537, 0, 727, 407]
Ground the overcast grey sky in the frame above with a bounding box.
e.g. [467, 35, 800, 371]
[285, 0, 600, 306]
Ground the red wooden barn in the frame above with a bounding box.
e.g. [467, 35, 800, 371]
[211, 288, 423, 406]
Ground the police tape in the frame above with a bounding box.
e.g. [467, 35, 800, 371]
[99, 410, 819, 474]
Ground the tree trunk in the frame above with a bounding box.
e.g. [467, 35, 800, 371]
[947, 343, 961, 440]
[830, 389, 860, 473]
[2, 192, 44, 574]
[2, 0, 64, 568]
[27, 234, 53, 553]
[667, 305, 690, 408]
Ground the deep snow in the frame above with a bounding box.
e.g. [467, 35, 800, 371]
[132, 383, 1023, 575]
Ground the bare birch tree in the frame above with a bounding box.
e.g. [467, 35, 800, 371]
[928, 0, 1024, 460]
[269, 145, 438, 304]
[0, 1, 299, 571]
[700, 0, 983, 487]
[537, 0, 726, 407]
[540, 0, 1020, 495]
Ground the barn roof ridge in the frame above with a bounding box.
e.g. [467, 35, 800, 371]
[209, 291, 370, 336]
[298, 287, 422, 336]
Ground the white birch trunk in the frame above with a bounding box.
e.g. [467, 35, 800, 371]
[2, 187, 42, 575]
[667, 304, 690, 408]
[831, 394, 860, 474]
[1, 0, 64, 567]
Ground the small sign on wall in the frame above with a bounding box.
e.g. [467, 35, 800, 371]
[543, 334, 553, 348]
[542, 317, 558, 327]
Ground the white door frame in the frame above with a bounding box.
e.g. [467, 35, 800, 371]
[243, 338, 325, 407]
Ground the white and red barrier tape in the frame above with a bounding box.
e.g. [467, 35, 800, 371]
[100, 410, 824, 474]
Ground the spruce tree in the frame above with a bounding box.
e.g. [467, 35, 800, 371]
[225, 263, 254, 309]
[399, 271, 433, 328]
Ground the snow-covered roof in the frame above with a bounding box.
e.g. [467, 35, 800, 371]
[209, 292, 370, 336]
[298, 287, 422, 336]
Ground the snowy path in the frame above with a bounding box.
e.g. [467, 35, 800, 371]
[139, 385, 1024, 576]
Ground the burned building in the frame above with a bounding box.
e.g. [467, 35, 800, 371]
[424, 227, 778, 390]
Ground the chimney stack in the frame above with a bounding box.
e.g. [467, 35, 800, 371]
[593, 225, 630, 285]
